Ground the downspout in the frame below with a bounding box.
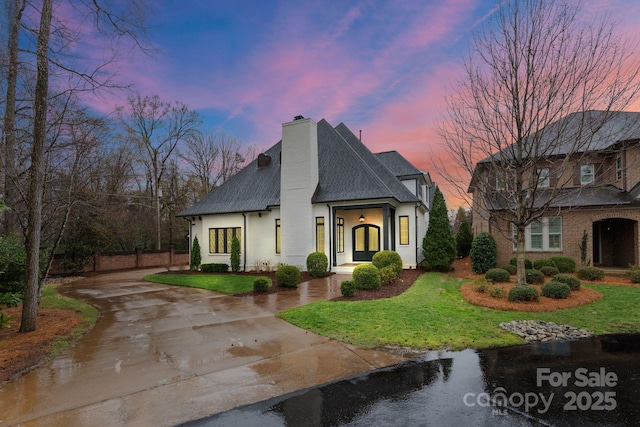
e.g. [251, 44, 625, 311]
[184, 218, 193, 268]
[327, 204, 332, 271]
[242, 213, 247, 272]
[415, 202, 420, 267]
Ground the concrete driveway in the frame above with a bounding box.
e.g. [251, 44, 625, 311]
[0, 269, 405, 426]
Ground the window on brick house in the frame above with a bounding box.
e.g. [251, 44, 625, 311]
[616, 157, 623, 181]
[513, 217, 562, 251]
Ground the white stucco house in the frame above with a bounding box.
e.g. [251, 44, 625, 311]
[178, 116, 433, 272]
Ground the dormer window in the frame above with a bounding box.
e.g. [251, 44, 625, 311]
[580, 164, 595, 185]
[616, 157, 622, 181]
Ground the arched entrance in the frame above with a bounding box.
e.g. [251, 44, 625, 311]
[592, 218, 638, 267]
[352, 224, 380, 261]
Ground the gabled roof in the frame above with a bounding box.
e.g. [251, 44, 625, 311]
[178, 119, 420, 216]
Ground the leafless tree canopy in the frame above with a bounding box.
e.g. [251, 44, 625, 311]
[436, 0, 640, 284]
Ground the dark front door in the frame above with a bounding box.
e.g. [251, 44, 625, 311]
[353, 224, 380, 261]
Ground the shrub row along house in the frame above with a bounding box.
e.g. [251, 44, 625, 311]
[470, 110, 640, 268]
[179, 117, 433, 272]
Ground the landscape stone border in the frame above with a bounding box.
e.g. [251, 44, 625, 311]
[500, 320, 593, 343]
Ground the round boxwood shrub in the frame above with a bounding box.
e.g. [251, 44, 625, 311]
[485, 268, 510, 283]
[551, 256, 576, 273]
[629, 265, 640, 284]
[472, 277, 491, 293]
[577, 266, 605, 281]
[533, 258, 557, 270]
[379, 265, 398, 286]
[501, 264, 517, 275]
[510, 257, 533, 270]
[541, 281, 571, 299]
[253, 276, 272, 292]
[539, 266, 560, 277]
[353, 264, 381, 290]
[276, 265, 301, 288]
[470, 232, 497, 274]
[306, 252, 328, 278]
[340, 280, 356, 297]
[553, 274, 581, 291]
[525, 269, 545, 285]
[508, 285, 540, 302]
[372, 250, 403, 279]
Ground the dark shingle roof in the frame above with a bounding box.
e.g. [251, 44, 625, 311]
[178, 119, 420, 216]
[375, 151, 422, 177]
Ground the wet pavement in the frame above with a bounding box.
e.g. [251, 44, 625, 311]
[0, 269, 406, 426]
[187, 334, 640, 426]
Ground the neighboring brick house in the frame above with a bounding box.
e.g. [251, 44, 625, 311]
[179, 116, 433, 272]
[469, 111, 640, 268]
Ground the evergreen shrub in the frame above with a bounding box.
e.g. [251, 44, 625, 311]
[253, 277, 272, 292]
[469, 232, 497, 274]
[577, 266, 604, 281]
[485, 268, 510, 283]
[340, 280, 356, 297]
[508, 285, 540, 302]
[510, 257, 533, 269]
[533, 258, 557, 270]
[276, 265, 301, 288]
[306, 252, 329, 278]
[553, 274, 581, 291]
[501, 264, 517, 275]
[551, 256, 576, 273]
[525, 269, 545, 284]
[372, 250, 403, 279]
[353, 264, 381, 290]
[542, 281, 571, 299]
[201, 263, 229, 273]
[539, 266, 560, 277]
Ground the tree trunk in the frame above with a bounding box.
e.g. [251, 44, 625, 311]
[516, 225, 527, 286]
[20, 0, 53, 333]
[2, 0, 25, 235]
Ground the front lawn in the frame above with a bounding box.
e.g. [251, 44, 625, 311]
[144, 273, 258, 294]
[278, 273, 640, 351]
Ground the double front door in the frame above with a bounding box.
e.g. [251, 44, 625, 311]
[352, 224, 380, 261]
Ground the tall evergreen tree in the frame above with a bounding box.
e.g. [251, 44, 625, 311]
[456, 213, 473, 258]
[422, 187, 456, 271]
[190, 236, 202, 271]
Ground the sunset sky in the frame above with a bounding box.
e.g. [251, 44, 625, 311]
[83, 0, 640, 207]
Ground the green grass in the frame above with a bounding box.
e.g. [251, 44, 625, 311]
[278, 273, 640, 351]
[145, 273, 257, 294]
[40, 284, 99, 356]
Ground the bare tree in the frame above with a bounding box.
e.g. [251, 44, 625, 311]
[437, 0, 640, 285]
[119, 93, 201, 249]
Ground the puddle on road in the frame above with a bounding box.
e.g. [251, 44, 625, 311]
[183, 334, 640, 426]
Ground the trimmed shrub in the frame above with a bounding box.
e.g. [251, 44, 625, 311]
[501, 264, 517, 275]
[472, 277, 491, 293]
[456, 218, 473, 258]
[230, 236, 241, 272]
[485, 268, 510, 283]
[539, 266, 560, 277]
[306, 252, 329, 278]
[551, 256, 576, 273]
[380, 265, 398, 286]
[525, 269, 544, 285]
[253, 277, 272, 292]
[553, 274, 581, 291]
[190, 236, 202, 271]
[470, 232, 497, 274]
[276, 265, 301, 288]
[422, 187, 456, 272]
[372, 250, 403, 279]
[533, 258, 557, 270]
[490, 286, 505, 299]
[629, 265, 640, 284]
[0, 234, 26, 294]
[353, 264, 381, 290]
[577, 266, 605, 281]
[542, 281, 571, 299]
[510, 257, 533, 270]
[201, 263, 229, 273]
[340, 280, 356, 297]
[508, 285, 540, 302]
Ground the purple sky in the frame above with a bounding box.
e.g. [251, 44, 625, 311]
[79, 0, 640, 207]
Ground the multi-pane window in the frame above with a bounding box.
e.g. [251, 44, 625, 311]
[496, 173, 506, 191]
[337, 217, 344, 253]
[616, 157, 623, 181]
[209, 227, 241, 254]
[580, 164, 595, 185]
[316, 217, 325, 253]
[399, 216, 409, 245]
[275, 219, 281, 254]
[537, 168, 550, 188]
[512, 217, 562, 251]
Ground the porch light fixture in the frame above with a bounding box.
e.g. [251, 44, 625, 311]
[359, 213, 365, 222]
